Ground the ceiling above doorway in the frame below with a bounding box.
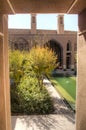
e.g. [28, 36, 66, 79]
[0, 0, 86, 14]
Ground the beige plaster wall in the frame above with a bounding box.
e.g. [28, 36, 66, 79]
[76, 9, 86, 130]
[0, 15, 11, 130]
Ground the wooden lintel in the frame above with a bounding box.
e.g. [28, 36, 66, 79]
[67, 0, 78, 13]
[7, 0, 16, 14]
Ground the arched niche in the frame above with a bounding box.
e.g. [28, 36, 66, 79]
[14, 37, 29, 51]
[45, 39, 63, 68]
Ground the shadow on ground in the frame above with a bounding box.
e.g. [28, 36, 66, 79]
[12, 113, 75, 130]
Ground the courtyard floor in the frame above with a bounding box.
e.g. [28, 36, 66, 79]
[11, 78, 75, 130]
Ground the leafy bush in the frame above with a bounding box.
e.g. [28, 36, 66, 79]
[9, 50, 28, 87]
[11, 76, 54, 114]
[9, 47, 56, 114]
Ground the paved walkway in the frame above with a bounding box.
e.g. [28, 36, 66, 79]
[11, 79, 75, 130]
[43, 79, 74, 114]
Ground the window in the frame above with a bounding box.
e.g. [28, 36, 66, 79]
[67, 41, 71, 51]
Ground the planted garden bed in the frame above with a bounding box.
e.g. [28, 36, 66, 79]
[10, 46, 57, 115]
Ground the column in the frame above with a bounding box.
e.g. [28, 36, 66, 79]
[31, 13, 36, 34]
[0, 15, 11, 130]
[57, 15, 64, 34]
[76, 9, 86, 130]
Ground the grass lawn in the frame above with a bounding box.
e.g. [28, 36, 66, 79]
[51, 76, 76, 111]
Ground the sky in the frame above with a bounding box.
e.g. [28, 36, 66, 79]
[8, 14, 78, 31]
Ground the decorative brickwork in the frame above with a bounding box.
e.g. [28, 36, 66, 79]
[9, 14, 77, 69]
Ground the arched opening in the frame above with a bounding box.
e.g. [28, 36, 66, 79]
[13, 37, 29, 51]
[45, 39, 63, 68]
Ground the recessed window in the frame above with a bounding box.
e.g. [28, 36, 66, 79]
[67, 41, 71, 51]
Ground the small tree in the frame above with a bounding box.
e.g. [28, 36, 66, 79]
[9, 50, 28, 87]
[28, 46, 57, 89]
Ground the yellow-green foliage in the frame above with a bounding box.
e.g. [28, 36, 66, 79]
[9, 49, 55, 114]
[29, 46, 57, 74]
[9, 50, 28, 86]
[9, 47, 57, 88]
[28, 46, 57, 88]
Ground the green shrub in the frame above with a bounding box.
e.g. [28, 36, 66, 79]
[11, 76, 54, 114]
[9, 48, 55, 114]
[9, 50, 28, 87]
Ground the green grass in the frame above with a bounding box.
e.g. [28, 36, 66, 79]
[51, 76, 76, 110]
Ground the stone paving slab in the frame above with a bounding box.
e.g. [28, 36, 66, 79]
[12, 115, 75, 130]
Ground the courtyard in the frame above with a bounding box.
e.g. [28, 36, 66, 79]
[0, 1, 86, 130]
[11, 78, 75, 130]
[9, 45, 76, 130]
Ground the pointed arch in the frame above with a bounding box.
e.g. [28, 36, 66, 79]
[45, 39, 63, 67]
[14, 37, 29, 51]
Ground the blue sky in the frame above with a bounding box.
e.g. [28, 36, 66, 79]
[8, 14, 78, 31]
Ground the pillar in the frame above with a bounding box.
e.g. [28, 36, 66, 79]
[0, 15, 11, 130]
[57, 15, 64, 34]
[76, 8, 86, 130]
[31, 13, 36, 34]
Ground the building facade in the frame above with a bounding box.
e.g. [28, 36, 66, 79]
[9, 14, 77, 70]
